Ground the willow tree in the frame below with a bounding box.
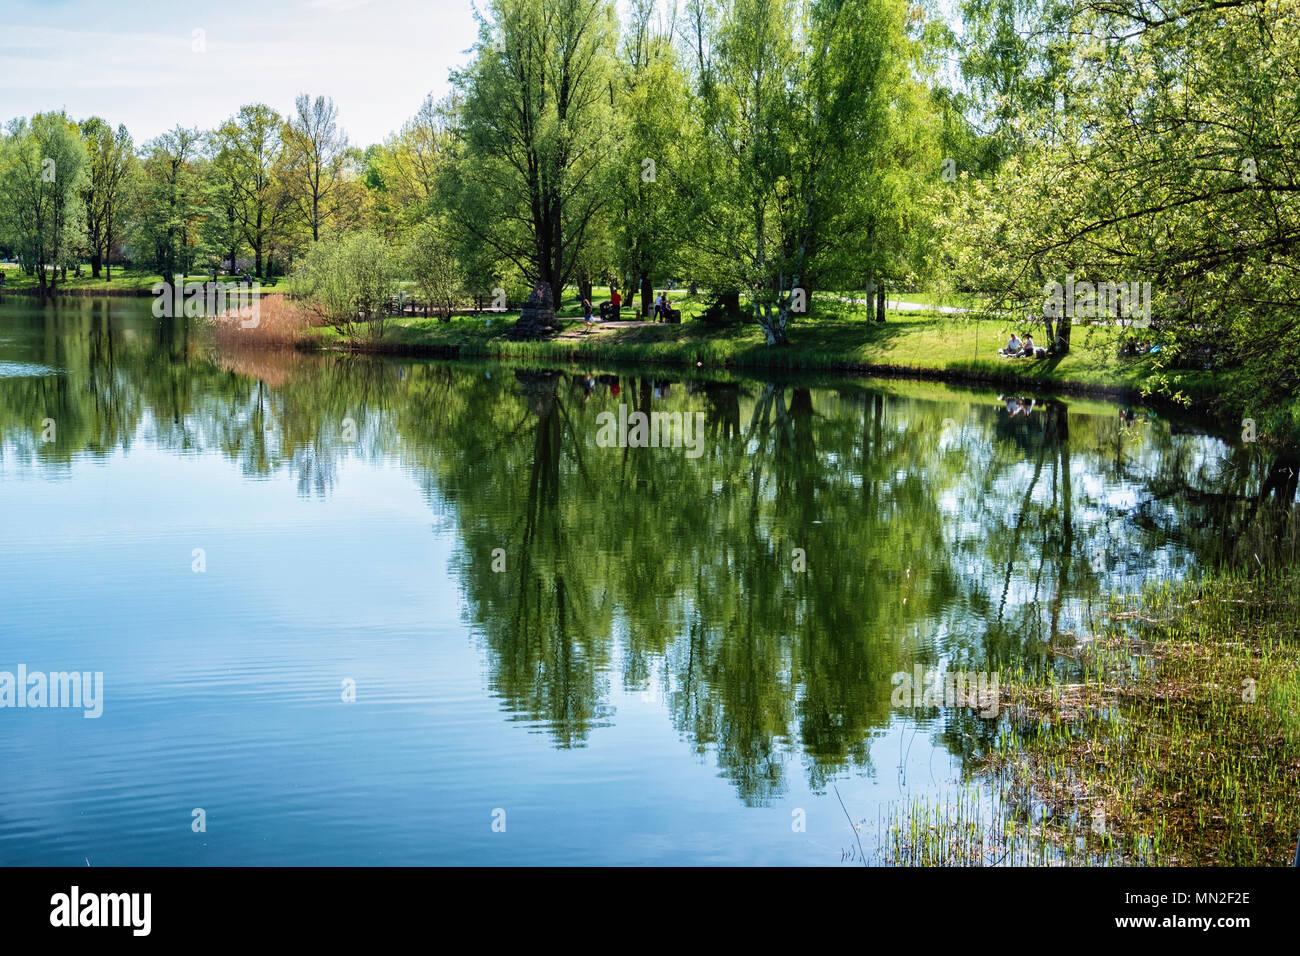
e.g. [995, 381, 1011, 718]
[444, 0, 618, 323]
[946, 0, 1299, 394]
[687, 0, 929, 344]
[608, 0, 695, 316]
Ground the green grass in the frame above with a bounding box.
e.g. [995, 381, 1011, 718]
[0, 263, 283, 292]
[889, 290, 986, 310]
[310, 296, 1215, 405]
[882, 566, 1300, 867]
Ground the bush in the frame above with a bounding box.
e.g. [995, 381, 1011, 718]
[293, 231, 397, 343]
[402, 220, 463, 321]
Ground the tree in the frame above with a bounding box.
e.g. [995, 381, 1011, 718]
[294, 230, 398, 342]
[403, 219, 463, 319]
[366, 94, 455, 236]
[609, 0, 694, 316]
[132, 125, 203, 279]
[0, 112, 89, 294]
[196, 156, 245, 278]
[445, 0, 618, 330]
[211, 105, 289, 277]
[283, 94, 350, 242]
[78, 118, 134, 280]
[947, 0, 1300, 386]
[687, 0, 929, 344]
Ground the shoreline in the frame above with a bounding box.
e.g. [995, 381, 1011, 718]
[315, 337, 1231, 433]
[0, 287, 1258, 442]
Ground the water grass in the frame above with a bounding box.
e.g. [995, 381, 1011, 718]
[885, 563, 1300, 866]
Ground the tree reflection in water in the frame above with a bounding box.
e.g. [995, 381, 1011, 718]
[1, 301, 1294, 806]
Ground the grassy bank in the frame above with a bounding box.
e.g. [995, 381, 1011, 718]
[307, 295, 1219, 411]
[884, 568, 1300, 866]
[0, 264, 281, 293]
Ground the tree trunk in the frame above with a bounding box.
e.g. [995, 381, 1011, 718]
[876, 286, 886, 323]
[91, 252, 102, 278]
[640, 275, 652, 318]
[1055, 313, 1072, 354]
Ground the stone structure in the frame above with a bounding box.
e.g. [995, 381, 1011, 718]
[509, 282, 561, 340]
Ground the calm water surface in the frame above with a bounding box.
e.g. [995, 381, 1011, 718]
[0, 295, 1242, 864]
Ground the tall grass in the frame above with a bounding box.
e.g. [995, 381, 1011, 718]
[887, 567, 1300, 866]
[211, 293, 314, 349]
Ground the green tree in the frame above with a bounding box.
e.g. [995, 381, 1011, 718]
[211, 105, 290, 277]
[687, 0, 932, 343]
[0, 112, 89, 293]
[403, 218, 463, 319]
[445, 0, 618, 324]
[132, 125, 204, 278]
[609, 0, 694, 315]
[294, 230, 398, 342]
[283, 94, 350, 242]
[78, 117, 135, 280]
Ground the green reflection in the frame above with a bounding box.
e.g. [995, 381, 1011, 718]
[1, 298, 1292, 806]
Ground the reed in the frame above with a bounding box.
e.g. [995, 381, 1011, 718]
[886, 566, 1300, 866]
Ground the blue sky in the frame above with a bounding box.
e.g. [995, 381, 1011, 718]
[0, 0, 482, 147]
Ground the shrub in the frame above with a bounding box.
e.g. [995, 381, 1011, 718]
[293, 230, 397, 343]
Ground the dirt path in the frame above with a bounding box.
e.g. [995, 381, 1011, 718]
[555, 319, 667, 339]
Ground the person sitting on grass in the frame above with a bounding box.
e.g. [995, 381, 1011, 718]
[1020, 333, 1035, 356]
[999, 333, 1023, 357]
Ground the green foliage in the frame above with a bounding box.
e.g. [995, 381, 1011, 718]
[130, 125, 204, 277]
[943, 0, 1300, 438]
[685, 0, 938, 343]
[294, 230, 398, 342]
[77, 116, 135, 278]
[0, 111, 90, 290]
[210, 104, 292, 276]
[402, 218, 463, 319]
[443, 0, 618, 305]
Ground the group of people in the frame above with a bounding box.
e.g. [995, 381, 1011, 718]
[999, 332, 1046, 358]
[582, 287, 678, 332]
[1118, 339, 1162, 357]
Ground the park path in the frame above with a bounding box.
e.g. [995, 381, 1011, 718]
[553, 299, 982, 339]
[556, 319, 664, 339]
[842, 296, 976, 315]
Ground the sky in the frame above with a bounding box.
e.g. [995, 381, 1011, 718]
[0, 0, 483, 148]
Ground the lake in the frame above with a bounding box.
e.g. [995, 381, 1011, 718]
[0, 294, 1249, 865]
